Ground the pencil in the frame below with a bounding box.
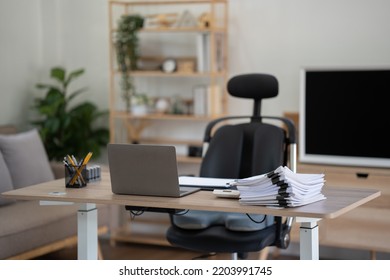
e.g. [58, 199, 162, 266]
[68, 154, 86, 186]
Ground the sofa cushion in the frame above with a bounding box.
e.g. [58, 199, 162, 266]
[0, 200, 110, 259]
[0, 151, 14, 206]
[0, 129, 54, 189]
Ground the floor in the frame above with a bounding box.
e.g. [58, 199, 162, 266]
[34, 237, 298, 260]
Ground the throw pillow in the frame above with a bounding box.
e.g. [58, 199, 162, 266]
[0, 129, 54, 189]
[0, 151, 14, 206]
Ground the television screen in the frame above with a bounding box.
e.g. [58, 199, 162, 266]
[299, 67, 390, 168]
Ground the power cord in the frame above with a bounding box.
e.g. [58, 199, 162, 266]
[246, 214, 267, 224]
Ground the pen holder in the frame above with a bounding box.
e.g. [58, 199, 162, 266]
[65, 164, 87, 188]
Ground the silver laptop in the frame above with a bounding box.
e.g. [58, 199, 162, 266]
[107, 143, 200, 197]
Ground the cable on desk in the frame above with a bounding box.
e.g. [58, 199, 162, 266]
[172, 209, 189, 216]
[129, 209, 145, 219]
[246, 214, 267, 224]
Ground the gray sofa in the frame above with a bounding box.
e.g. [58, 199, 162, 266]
[0, 126, 110, 259]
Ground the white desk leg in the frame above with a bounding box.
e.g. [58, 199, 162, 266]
[78, 203, 98, 260]
[296, 217, 320, 260]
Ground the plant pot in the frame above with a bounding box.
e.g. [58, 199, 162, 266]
[131, 104, 148, 116]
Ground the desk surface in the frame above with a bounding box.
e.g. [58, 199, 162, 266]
[1, 171, 380, 220]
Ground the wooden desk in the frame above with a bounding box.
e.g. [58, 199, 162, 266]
[1, 171, 380, 260]
[296, 163, 390, 258]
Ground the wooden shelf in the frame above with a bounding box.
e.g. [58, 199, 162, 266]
[109, 0, 228, 143]
[115, 70, 226, 77]
[139, 137, 202, 146]
[112, 111, 223, 121]
[108, 0, 227, 246]
[140, 27, 226, 33]
[111, 27, 226, 33]
[177, 155, 202, 163]
[110, 0, 226, 7]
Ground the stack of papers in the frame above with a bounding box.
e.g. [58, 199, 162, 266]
[232, 166, 326, 207]
[179, 176, 232, 189]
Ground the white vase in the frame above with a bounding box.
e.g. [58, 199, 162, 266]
[131, 105, 148, 116]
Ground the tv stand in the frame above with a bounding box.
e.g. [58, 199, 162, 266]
[292, 163, 390, 259]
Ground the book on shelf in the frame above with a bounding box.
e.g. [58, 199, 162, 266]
[232, 166, 326, 207]
[193, 85, 207, 116]
[196, 33, 210, 72]
[214, 33, 225, 72]
[207, 84, 222, 116]
[193, 84, 222, 117]
[196, 33, 224, 73]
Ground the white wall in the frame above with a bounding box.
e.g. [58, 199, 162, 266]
[1, 0, 390, 128]
[228, 0, 390, 116]
[53, 0, 110, 110]
[0, 0, 110, 129]
[0, 0, 42, 129]
[1, 0, 389, 259]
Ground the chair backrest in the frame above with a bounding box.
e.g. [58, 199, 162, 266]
[200, 73, 294, 179]
[200, 122, 286, 178]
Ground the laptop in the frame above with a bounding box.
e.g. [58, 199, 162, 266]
[107, 143, 200, 197]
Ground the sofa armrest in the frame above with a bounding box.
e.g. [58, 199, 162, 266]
[50, 161, 65, 179]
[0, 125, 17, 135]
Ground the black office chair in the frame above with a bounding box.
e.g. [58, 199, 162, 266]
[166, 73, 297, 260]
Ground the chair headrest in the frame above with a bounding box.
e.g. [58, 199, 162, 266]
[227, 73, 278, 100]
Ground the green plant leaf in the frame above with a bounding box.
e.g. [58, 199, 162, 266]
[64, 68, 85, 88]
[51, 67, 66, 83]
[92, 110, 109, 119]
[36, 84, 61, 92]
[44, 117, 61, 134]
[67, 87, 88, 103]
[31, 66, 109, 161]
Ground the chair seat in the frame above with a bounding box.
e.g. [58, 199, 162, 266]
[166, 224, 277, 253]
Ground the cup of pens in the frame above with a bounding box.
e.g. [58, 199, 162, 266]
[64, 152, 92, 188]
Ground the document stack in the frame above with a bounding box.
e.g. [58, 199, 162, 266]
[232, 166, 326, 207]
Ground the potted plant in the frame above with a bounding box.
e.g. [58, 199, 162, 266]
[131, 93, 150, 116]
[31, 66, 109, 161]
[114, 14, 144, 112]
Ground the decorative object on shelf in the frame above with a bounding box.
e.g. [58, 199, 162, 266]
[137, 56, 162, 71]
[170, 95, 186, 115]
[183, 98, 194, 115]
[177, 58, 196, 73]
[145, 13, 178, 28]
[114, 14, 144, 112]
[131, 93, 150, 116]
[172, 10, 198, 28]
[155, 97, 170, 114]
[162, 58, 177, 73]
[31, 67, 109, 161]
[198, 12, 211, 28]
[188, 145, 203, 157]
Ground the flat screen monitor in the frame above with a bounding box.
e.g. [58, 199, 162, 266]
[299, 67, 390, 168]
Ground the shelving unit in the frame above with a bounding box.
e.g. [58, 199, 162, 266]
[108, 0, 228, 246]
[108, 0, 229, 163]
